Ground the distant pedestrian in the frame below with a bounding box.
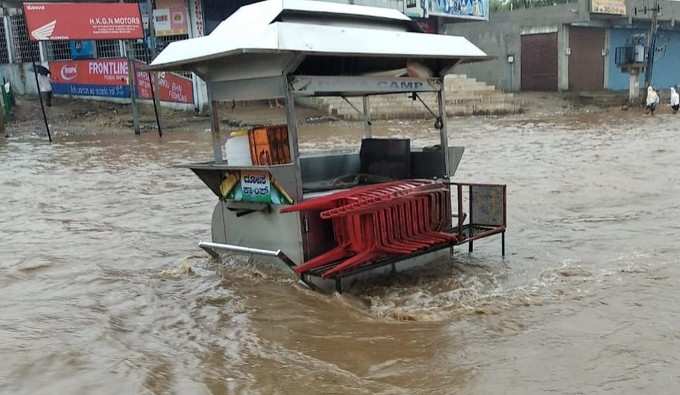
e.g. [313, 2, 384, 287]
[646, 86, 659, 115]
[670, 87, 679, 114]
[37, 71, 52, 107]
[268, 98, 283, 109]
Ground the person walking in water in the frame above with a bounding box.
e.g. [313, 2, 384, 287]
[670, 87, 679, 114]
[646, 86, 659, 115]
[37, 70, 52, 107]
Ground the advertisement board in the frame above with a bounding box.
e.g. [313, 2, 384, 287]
[23, 2, 143, 41]
[134, 65, 194, 104]
[49, 59, 130, 98]
[591, 0, 626, 15]
[153, 0, 188, 36]
[428, 0, 489, 20]
[48, 58, 193, 103]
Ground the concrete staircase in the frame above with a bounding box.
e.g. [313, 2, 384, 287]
[300, 74, 520, 120]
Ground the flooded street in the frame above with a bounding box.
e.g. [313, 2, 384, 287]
[2, 111, 680, 394]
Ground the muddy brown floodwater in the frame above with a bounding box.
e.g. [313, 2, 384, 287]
[2, 110, 680, 395]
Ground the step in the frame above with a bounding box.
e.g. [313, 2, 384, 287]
[304, 74, 521, 120]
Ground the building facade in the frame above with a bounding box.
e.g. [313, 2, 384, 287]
[0, 0, 416, 110]
[0, 0, 206, 108]
[0, 0, 499, 109]
[445, 0, 680, 92]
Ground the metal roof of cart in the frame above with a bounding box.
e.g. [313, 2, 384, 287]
[148, 0, 490, 79]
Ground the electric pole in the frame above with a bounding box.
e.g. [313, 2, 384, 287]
[639, 0, 661, 92]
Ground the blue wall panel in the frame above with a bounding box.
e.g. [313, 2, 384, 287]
[608, 28, 680, 91]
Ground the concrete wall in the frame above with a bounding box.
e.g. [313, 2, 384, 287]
[444, 1, 589, 91]
[0, 63, 39, 96]
[607, 27, 680, 91]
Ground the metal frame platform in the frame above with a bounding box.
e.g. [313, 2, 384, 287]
[301, 223, 505, 293]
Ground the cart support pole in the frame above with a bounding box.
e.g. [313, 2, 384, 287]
[282, 75, 305, 263]
[362, 95, 372, 138]
[209, 94, 222, 160]
[436, 80, 449, 176]
[282, 76, 303, 201]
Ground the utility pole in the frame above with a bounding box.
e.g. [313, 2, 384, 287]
[145, 0, 163, 137]
[640, 0, 661, 93]
[126, 41, 141, 135]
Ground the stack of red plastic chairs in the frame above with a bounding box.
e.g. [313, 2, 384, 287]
[281, 180, 459, 278]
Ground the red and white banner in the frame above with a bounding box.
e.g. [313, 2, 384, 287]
[49, 59, 130, 98]
[135, 64, 194, 104]
[23, 2, 143, 41]
[47, 58, 193, 103]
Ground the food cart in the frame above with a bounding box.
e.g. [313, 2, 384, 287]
[148, 0, 507, 292]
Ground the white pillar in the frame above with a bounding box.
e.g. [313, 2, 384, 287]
[629, 71, 640, 103]
[38, 41, 46, 63]
[557, 24, 570, 91]
[3, 16, 14, 64]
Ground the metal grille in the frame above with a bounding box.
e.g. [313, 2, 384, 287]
[470, 185, 506, 227]
[154, 34, 190, 77]
[128, 40, 151, 63]
[0, 21, 9, 64]
[127, 34, 190, 65]
[155, 34, 189, 53]
[96, 40, 123, 58]
[9, 14, 40, 63]
[45, 40, 71, 61]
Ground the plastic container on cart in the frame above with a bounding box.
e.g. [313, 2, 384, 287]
[224, 130, 253, 165]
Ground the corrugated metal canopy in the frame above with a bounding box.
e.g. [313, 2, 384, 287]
[148, 0, 489, 79]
